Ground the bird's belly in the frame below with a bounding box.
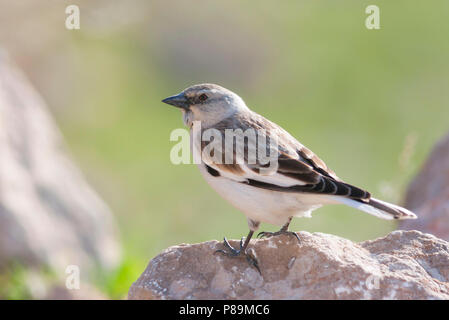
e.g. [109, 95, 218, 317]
[197, 164, 323, 226]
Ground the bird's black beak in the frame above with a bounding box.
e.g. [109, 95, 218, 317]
[162, 92, 190, 110]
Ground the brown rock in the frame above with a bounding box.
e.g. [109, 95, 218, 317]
[401, 132, 449, 240]
[128, 230, 449, 300]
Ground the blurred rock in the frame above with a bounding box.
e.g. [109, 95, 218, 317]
[401, 132, 449, 240]
[0, 52, 121, 274]
[43, 283, 107, 300]
[129, 230, 449, 300]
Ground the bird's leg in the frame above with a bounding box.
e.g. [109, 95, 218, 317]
[257, 216, 301, 243]
[215, 226, 260, 274]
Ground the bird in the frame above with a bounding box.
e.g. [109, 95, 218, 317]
[162, 83, 417, 272]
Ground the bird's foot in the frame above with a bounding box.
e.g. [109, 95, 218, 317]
[257, 230, 301, 243]
[214, 237, 260, 274]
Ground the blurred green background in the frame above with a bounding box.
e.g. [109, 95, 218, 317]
[1, 0, 448, 298]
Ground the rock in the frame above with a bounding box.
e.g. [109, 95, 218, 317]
[0, 52, 121, 274]
[128, 230, 449, 300]
[43, 283, 107, 300]
[401, 132, 449, 241]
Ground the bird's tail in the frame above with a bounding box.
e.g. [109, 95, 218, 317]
[332, 196, 417, 220]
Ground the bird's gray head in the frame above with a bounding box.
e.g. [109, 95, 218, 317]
[162, 83, 248, 127]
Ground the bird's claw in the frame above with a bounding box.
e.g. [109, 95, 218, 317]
[214, 237, 261, 274]
[257, 230, 301, 243]
[214, 237, 241, 256]
[245, 250, 261, 274]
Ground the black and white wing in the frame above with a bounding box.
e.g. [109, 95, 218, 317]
[200, 112, 416, 220]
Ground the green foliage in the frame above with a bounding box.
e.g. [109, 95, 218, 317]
[94, 254, 147, 299]
[0, 263, 56, 300]
[0, 264, 31, 299]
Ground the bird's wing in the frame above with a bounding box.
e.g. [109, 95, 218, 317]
[200, 113, 370, 201]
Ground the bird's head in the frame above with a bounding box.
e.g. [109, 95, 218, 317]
[162, 83, 248, 127]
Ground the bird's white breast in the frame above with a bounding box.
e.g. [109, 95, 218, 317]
[196, 162, 324, 226]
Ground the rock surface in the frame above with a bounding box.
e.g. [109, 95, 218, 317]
[129, 230, 449, 300]
[401, 132, 449, 241]
[0, 52, 121, 273]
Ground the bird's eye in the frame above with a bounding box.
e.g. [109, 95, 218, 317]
[198, 94, 208, 102]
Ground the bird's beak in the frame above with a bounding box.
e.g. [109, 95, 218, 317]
[162, 92, 190, 110]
